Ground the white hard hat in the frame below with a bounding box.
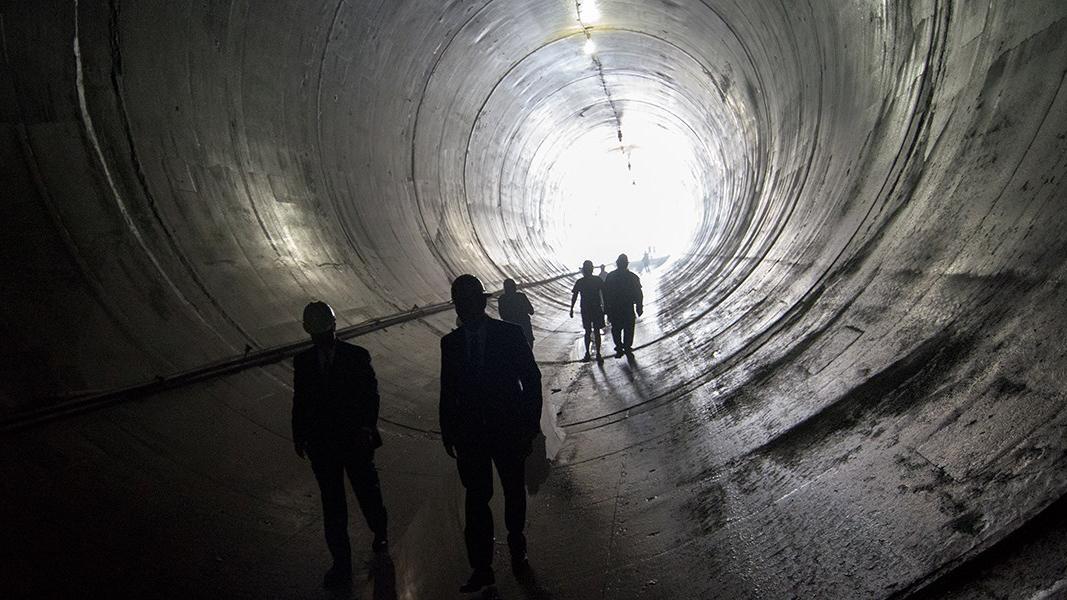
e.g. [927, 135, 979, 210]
[302, 301, 336, 334]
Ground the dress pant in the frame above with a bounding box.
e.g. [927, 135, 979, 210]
[455, 443, 528, 570]
[609, 310, 636, 350]
[310, 444, 388, 566]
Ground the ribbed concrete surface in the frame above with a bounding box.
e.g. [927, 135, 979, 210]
[1, 1, 1066, 598]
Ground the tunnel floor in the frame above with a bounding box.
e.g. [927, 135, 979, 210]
[4, 268, 1066, 599]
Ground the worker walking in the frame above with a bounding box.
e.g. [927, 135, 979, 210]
[439, 275, 543, 593]
[498, 278, 536, 348]
[292, 301, 389, 589]
[603, 254, 644, 358]
[570, 260, 606, 362]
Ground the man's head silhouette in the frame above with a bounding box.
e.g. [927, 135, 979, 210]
[451, 274, 490, 325]
[616, 254, 629, 269]
[582, 260, 594, 276]
[302, 301, 337, 347]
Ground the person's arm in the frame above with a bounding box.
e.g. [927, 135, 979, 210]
[523, 293, 534, 315]
[569, 282, 579, 317]
[635, 275, 644, 316]
[354, 347, 381, 448]
[513, 328, 543, 447]
[601, 277, 613, 315]
[439, 338, 458, 458]
[291, 356, 310, 458]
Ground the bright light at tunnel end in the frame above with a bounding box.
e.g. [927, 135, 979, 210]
[551, 112, 705, 271]
[577, 0, 601, 24]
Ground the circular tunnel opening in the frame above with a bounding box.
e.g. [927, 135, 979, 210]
[456, 21, 751, 316]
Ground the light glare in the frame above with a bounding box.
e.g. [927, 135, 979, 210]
[552, 113, 704, 269]
[583, 39, 596, 55]
[579, 2, 601, 23]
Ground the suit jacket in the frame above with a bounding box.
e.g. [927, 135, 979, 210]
[292, 341, 383, 452]
[439, 317, 542, 449]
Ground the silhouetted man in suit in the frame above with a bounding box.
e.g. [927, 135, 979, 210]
[292, 301, 388, 589]
[498, 277, 536, 347]
[603, 253, 644, 357]
[440, 275, 543, 593]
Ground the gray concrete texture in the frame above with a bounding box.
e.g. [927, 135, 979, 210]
[1, 0, 1066, 597]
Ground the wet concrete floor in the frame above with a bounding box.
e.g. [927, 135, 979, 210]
[4, 269, 1065, 599]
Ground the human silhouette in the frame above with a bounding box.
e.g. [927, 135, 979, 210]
[597, 264, 608, 280]
[292, 301, 389, 589]
[498, 278, 536, 348]
[439, 274, 543, 593]
[569, 260, 605, 362]
[640, 250, 651, 273]
[603, 254, 643, 358]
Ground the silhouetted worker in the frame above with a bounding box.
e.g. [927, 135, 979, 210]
[440, 274, 543, 593]
[570, 260, 605, 362]
[640, 250, 651, 273]
[292, 301, 389, 589]
[603, 254, 644, 357]
[598, 264, 608, 280]
[498, 278, 535, 347]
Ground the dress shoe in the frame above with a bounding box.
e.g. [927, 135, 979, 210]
[322, 564, 352, 589]
[371, 533, 388, 553]
[459, 568, 495, 593]
[511, 554, 531, 576]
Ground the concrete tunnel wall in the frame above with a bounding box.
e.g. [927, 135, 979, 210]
[1, 0, 1066, 597]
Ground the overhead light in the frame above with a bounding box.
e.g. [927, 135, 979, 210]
[584, 39, 596, 55]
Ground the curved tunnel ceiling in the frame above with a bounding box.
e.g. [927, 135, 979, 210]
[2, 0, 1067, 597]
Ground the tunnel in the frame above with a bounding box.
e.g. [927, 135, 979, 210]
[2, 0, 1067, 597]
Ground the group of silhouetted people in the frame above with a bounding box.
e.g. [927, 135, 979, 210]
[290, 256, 645, 594]
[571, 253, 644, 361]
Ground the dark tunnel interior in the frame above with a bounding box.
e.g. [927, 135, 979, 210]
[2, 0, 1067, 598]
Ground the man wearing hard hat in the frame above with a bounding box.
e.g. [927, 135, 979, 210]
[439, 274, 543, 593]
[292, 301, 389, 589]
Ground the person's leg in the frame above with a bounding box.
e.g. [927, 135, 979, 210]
[493, 449, 528, 561]
[610, 314, 624, 353]
[311, 455, 351, 571]
[456, 447, 495, 571]
[623, 312, 636, 350]
[581, 313, 593, 358]
[594, 326, 602, 356]
[345, 450, 388, 545]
